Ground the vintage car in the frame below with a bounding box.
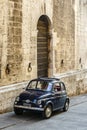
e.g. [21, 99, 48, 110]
[14, 78, 70, 119]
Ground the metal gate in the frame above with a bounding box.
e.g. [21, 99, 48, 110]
[37, 17, 49, 77]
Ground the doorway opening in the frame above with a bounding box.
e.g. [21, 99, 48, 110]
[37, 15, 51, 77]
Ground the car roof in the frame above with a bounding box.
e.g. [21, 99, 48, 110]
[30, 77, 60, 83]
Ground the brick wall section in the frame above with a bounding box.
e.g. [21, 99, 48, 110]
[6, 0, 23, 83]
[53, 0, 75, 73]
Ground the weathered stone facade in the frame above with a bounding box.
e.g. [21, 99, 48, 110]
[0, 0, 87, 113]
[75, 0, 87, 70]
[0, 0, 23, 85]
[0, 0, 8, 81]
[53, 0, 75, 73]
[7, 0, 23, 82]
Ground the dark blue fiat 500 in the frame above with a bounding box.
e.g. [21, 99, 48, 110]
[14, 78, 70, 118]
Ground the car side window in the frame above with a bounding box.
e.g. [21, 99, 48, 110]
[60, 82, 66, 91]
[28, 81, 37, 89]
[54, 83, 61, 92]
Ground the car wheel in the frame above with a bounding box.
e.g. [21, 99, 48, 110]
[43, 105, 52, 119]
[63, 100, 69, 112]
[14, 108, 23, 115]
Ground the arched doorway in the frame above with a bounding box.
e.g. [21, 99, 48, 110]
[37, 15, 51, 77]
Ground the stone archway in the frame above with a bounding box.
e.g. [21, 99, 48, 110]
[37, 15, 51, 77]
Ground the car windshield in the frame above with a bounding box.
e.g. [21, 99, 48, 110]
[27, 80, 53, 91]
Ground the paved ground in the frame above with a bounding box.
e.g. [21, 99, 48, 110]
[0, 94, 87, 130]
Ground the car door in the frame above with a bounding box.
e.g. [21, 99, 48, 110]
[60, 82, 67, 107]
[52, 82, 62, 109]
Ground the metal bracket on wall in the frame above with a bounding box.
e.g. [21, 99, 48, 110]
[5, 64, 10, 74]
[28, 62, 32, 72]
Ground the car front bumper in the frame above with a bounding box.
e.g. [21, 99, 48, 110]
[14, 105, 44, 111]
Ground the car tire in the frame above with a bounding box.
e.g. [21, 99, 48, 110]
[43, 105, 52, 119]
[63, 100, 69, 112]
[14, 107, 23, 115]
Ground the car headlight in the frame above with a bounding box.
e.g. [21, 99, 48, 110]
[15, 96, 20, 102]
[37, 100, 42, 105]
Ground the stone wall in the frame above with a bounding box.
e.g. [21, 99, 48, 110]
[53, 0, 75, 73]
[0, 0, 8, 84]
[0, 0, 23, 86]
[0, 1, 4, 78]
[0, 0, 76, 86]
[6, 0, 23, 83]
[0, 0, 87, 85]
[0, 82, 28, 113]
[55, 69, 87, 96]
[75, 0, 87, 69]
[0, 0, 54, 86]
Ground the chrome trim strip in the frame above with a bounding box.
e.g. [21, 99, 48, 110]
[14, 105, 44, 111]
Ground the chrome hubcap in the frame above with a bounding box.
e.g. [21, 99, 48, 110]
[45, 107, 52, 118]
[65, 102, 69, 110]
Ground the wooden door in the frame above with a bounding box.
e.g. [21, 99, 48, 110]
[37, 18, 48, 77]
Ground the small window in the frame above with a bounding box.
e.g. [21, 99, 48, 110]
[54, 83, 61, 92]
[61, 82, 66, 91]
[28, 81, 37, 89]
